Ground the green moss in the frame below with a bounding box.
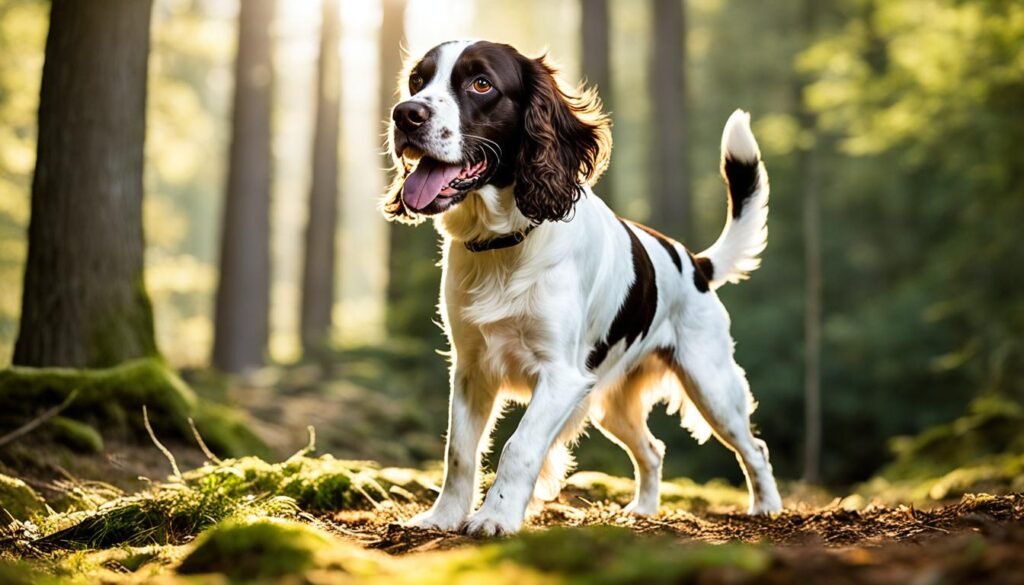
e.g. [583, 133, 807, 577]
[0, 473, 47, 525]
[0, 358, 267, 458]
[0, 358, 196, 439]
[881, 395, 1024, 482]
[45, 417, 103, 454]
[170, 520, 768, 584]
[861, 452, 1024, 505]
[0, 559, 65, 585]
[176, 518, 331, 580]
[564, 471, 748, 512]
[493, 526, 769, 584]
[182, 455, 403, 512]
[36, 480, 297, 549]
[191, 402, 270, 459]
[33, 455, 436, 549]
[860, 395, 1024, 504]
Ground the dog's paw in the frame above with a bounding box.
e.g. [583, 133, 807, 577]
[463, 508, 522, 537]
[405, 507, 467, 532]
[748, 489, 783, 515]
[623, 500, 659, 517]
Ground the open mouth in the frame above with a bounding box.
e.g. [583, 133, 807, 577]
[402, 157, 488, 212]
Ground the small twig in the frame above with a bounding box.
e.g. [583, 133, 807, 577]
[353, 480, 383, 511]
[918, 521, 950, 534]
[143, 406, 181, 480]
[287, 425, 317, 462]
[0, 389, 80, 448]
[187, 417, 222, 464]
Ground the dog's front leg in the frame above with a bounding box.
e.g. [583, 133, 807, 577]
[464, 368, 591, 536]
[407, 370, 498, 531]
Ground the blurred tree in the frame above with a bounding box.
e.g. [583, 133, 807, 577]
[300, 0, 342, 353]
[797, 0, 822, 483]
[381, 0, 443, 343]
[581, 0, 614, 202]
[12, 0, 157, 367]
[212, 0, 275, 374]
[648, 0, 690, 237]
[0, 0, 47, 364]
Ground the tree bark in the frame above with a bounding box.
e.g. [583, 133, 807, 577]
[581, 0, 614, 202]
[13, 0, 157, 368]
[800, 0, 823, 484]
[212, 0, 275, 374]
[381, 0, 442, 340]
[300, 0, 341, 352]
[648, 0, 690, 238]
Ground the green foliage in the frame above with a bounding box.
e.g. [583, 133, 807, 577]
[679, 0, 1024, 484]
[883, 395, 1024, 481]
[177, 517, 330, 580]
[800, 0, 1024, 405]
[0, 473, 46, 525]
[860, 395, 1024, 504]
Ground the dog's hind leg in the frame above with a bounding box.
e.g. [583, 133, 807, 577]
[593, 365, 666, 516]
[529, 395, 594, 510]
[670, 299, 782, 514]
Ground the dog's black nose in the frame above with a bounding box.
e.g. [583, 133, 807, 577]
[393, 101, 431, 133]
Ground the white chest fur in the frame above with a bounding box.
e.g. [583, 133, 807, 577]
[444, 238, 572, 391]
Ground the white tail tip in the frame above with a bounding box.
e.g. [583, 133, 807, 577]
[721, 109, 760, 164]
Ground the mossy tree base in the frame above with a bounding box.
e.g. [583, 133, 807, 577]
[0, 358, 266, 459]
[0, 473, 46, 525]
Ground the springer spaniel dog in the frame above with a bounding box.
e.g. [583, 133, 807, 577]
[384, 40, 782, 536]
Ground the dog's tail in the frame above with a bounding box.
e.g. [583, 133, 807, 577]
[696, 110, 770, 290]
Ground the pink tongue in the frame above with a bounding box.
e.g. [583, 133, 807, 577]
[403, 158, 462, 211]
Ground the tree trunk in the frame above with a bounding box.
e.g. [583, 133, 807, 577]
[212, 0, 275, 374]
[13, 0, 157, 368]
[648, 0, 690, 238]
[300, 0, 341, 352]
[581, 0, 614, 202]
[381, 0, 441, 340]
[800, 0, 823, 484]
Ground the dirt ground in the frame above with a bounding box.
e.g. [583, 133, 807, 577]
[315, 493, 1024, 584]
[4, 372, 1023, 584]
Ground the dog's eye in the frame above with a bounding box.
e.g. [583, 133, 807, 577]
[471, 77, 493, 94]
[409, 73, 424, 93]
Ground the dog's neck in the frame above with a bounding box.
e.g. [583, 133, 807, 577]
[436, 184, 534, 244]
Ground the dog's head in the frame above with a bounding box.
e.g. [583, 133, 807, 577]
[383, 40, 611, 229]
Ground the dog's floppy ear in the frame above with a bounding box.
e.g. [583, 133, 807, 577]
[514, 56, 611, 223]
[381, 163, 421, 224]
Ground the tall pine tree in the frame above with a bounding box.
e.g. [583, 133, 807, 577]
[14, 0, 157, 368]
[300, 0, 342, 352]
[212, 0, 275, 373]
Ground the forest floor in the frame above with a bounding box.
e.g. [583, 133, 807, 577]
[1, 435, 1022, 584]
[1, 358, 1022, 583]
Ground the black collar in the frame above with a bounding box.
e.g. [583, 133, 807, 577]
[463, 223, 538, 252]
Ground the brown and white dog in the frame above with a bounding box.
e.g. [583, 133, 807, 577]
[384, 40, 782, 536]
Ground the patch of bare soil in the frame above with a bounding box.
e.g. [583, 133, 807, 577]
[324, 494, 1024, 584]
